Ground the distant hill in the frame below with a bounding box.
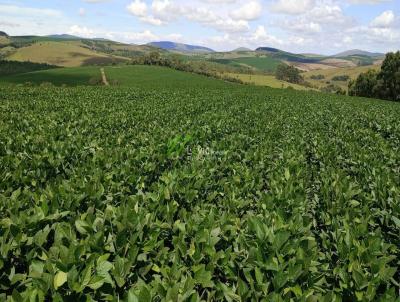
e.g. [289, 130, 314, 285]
[0, 34, 161, 67]
[231, 47, 252, 52]
[148, 41, 215, 53]
[334, 49, 384, 58]
[256, 47, 282, 53]
[46, 34, 82, 40]
[0, 31, 10, 46]
[256, 47, 321, 64]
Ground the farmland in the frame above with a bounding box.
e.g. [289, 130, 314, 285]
[304, 65, 382, 91]
[5, 41, 127, 67]
[211, 57, 281, 72]
[0, 65, 232, 89]
[0, 67, 399, 301]
[223, 73, 308, 90]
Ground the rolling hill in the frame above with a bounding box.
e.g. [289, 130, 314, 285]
[46, 34, 83, 40]
[0, 31, 385, 76]
[304, 64, 382, 91]
[5, 41, 127, 67]
[231, 47, 253, 52]
[0, 33, 162, 67]
[334, 49, 384, 57]
[148, 41, 215, 53]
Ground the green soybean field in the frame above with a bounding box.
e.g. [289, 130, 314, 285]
[0, 71, 400, 301]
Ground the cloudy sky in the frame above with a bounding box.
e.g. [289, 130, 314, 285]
[0, 0, 399, 54]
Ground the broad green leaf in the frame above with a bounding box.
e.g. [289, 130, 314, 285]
[54, 271, 68, 290]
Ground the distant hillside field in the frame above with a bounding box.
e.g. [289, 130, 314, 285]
[149, 41, 215, 53]
[304, 64, 381, 90]
[223, 73, 308, 90]
[6, 41, 126, 67]
[0, 35, 162, 67]
[0, 66, 102, 86]
[212, 56, 281, 72]
[0, 65, 236, 88]
[0, 60, 58, 76]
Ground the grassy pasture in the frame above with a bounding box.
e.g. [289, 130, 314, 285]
[224, 72, 308, 90]
[6, 41, 126, 67]
[212, 56, 281, 72]
[304, 64, 381, 90]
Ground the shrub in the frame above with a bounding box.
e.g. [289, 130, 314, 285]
[310, 74, 325, 80]
[275, 63, 303, 84]
[88, 76, 103, 86]
[321, 84, 346, 95]
[348, 70, 378, 98]
[332, 75, 350, 81]
[40, 82, 54, 88]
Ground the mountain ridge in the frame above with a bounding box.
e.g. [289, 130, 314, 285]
[148, 41, 215, 53]
[334, 49, 384, 57]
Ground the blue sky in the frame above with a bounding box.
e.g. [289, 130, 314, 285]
[0, 0, 399, 54]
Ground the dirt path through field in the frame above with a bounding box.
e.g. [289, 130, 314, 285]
[100, 68, 109, 86]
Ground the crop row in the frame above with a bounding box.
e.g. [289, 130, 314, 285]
[0, 86, 399, 301]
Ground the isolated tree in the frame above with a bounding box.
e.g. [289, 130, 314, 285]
[275, 63, 303, 84]
[377, 51, 400, 101]
[348, 70, 378, 98]
[144, 51, 161, 65]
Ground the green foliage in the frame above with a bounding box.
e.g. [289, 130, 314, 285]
[275, 63, 304, 84]
[0, 66, 102, 87]
[349, 70, 378, 98]
[310, 74, 325, 80]
[378, 51, 400, 101]
[332, 75, 350, 81]
[349, 51, 400, 101]
[321, 84, 346, 95]
[0, 77, 400, 301]
[0, 60, 57, 76]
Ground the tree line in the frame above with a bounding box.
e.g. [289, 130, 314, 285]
[130, 52, 246, 84]
[0, 60, 58, 76]
[349, 51, 400, 102]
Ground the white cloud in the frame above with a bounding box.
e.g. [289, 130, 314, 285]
[270, 0, 315, 15]
[0, 4, 69, 36]
[347, 0, 391, 4]
[308, 4, 350, 25]
[0, 4, 61, 17]
[343, 36, 353, 43]
[127, 0, 148, 17]
[370, 10, 395, 27]
[83, 0, 111, 3]
[281, 20, 322, 33]
[250, 25, 283, 45]
[230, 1, 262, 21]
[79, 8, 86, 17]
[68, 25, 95, 38]
[66, 24, 186, 45]
[140, 15, 164, 25]
[126, 0, 250, 33]
[121, 29, 159, 42]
